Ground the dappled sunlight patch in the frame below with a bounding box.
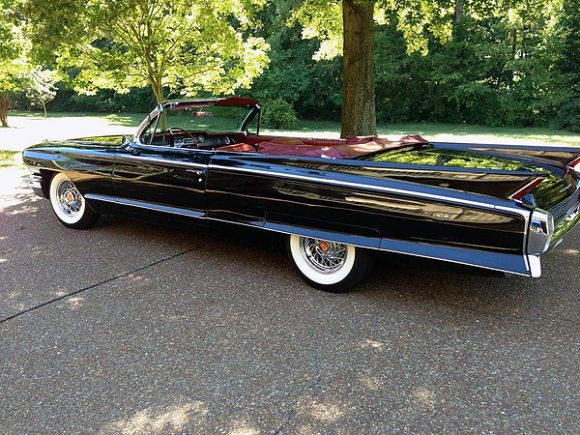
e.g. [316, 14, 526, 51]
[102, 401, 208, 434]
[299, 400, 344, 424]
[560, 248, 579, 256]
[0, 258, 7, 263]
[5, 203, 39, 216]
[0, 168, 41, 212]
[228, 424, 260, 435]
[411, 386, 436, 409]
[359, 375, 382, 391]
[360, 339, 385, 350]
[127, 274, 151, 286]
[5, 291, 21, 300]
[64, 296, 85, 311]
[293, 423, 321, 435]
[50, 290, 68, 297]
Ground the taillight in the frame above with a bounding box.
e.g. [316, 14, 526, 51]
[528, 209, 554, 256]
[568, 156, 580, 173]
[510, 177, 546, 201]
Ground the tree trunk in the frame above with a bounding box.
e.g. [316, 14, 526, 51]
[41, 101, 47, 118]
[150, 79, 165, 105]
[341, 0, 376, 138]
[0, 94, 9, 128]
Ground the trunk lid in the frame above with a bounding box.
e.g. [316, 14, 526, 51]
[362, 142, 580, 207]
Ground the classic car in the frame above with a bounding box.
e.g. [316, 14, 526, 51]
[22, 97, 580, 292]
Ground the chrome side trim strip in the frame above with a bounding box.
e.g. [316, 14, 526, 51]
[84, 194, 205, 219]
[84, 194, 117, 203]
[208, 163, 531, 218]
[116, 153, 208, 169]
[84, 193, 535, 278]
[209, 216, 532, 277]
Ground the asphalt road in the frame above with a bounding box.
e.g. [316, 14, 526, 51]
[1, 168, 579, 434]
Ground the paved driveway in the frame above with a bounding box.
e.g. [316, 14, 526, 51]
[1, 168, 579, 434]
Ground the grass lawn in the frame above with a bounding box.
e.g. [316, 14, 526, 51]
[0, 150, 20, 167]
[274, 119, 580, 147]
[1, 111, 578, 165]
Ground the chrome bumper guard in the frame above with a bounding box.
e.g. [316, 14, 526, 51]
[26, 172, 45, 197]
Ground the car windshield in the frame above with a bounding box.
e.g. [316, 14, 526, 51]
[157, 103, 253, 134]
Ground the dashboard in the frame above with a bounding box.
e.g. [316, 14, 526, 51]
[144, 130, 238, 149]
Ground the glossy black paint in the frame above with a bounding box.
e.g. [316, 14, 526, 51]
[206, 153, 528, 254]
[112, 145, 211, 215]
[21, 129, 580, 278]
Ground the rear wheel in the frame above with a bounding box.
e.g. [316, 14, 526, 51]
[287, 234, 372, 292]
[49, 172, 99, 229]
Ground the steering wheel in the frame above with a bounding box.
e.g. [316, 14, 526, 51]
[166, 127, 198, 147]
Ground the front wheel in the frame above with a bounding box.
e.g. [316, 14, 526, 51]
[49, 172, 99, 229]
[287, 235, 373, 292]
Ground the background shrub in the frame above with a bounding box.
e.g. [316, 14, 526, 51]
[558, 99, 580, 133]
[261, 98, 298, 129]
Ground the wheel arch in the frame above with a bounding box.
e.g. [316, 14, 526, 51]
[38, 169, 57, 199]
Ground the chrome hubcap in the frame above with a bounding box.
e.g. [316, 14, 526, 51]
[56, 180, 83, 217]
[301, 237, 348, 273]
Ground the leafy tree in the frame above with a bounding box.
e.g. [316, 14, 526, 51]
[554, 0, 579, 131]
[292, 0, 459, 137]
[291, 0, 574, 133]
[9, 0, 576, 132]
[245, 0, 343, 120]
[26, 68, 58, 117]
[20, 0, 270, 104]
[0, 0, 29, 127]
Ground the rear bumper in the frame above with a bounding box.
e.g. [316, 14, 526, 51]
[550, 183, 580, 247]
[551, 204, 580, 247]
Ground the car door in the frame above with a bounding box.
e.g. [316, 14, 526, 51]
[112, 142, 210, 219]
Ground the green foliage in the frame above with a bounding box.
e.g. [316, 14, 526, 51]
[261, 98, 298, 128]
[46, 85, 157, 113]
[558, 99, 580, 132]
[0, 0, 28, 94]
[6, 0, 578, 132]
[0, 150, 20, 166]
[0, 0, 31, 126]
[20, 0, 270, 102]
[369, 0, 577, 129]
[240, 0, 342, 120]
[285, 0, 578, 130]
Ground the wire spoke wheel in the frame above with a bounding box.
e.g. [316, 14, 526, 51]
[49, 172, 99, 229]
[288, 234, 371, 292]
[301, 238, 348, 273]
[55, 180, 84, 218]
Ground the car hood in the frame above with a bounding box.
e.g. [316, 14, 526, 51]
[25, 135, 130, 152]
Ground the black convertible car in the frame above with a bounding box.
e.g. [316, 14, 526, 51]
[23, 97, 580, 291]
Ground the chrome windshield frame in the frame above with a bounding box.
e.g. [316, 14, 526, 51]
[134, 100, 260, 147]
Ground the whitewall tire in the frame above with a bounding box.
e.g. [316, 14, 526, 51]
[49, 173, 99, 229]
[287, 234, 373, 292]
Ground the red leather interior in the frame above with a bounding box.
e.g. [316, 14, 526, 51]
[257, 143, 346, 158]
[399, 134, 428, 144]
[216, 143, 257, 153]
[216, 134, 428, 158]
